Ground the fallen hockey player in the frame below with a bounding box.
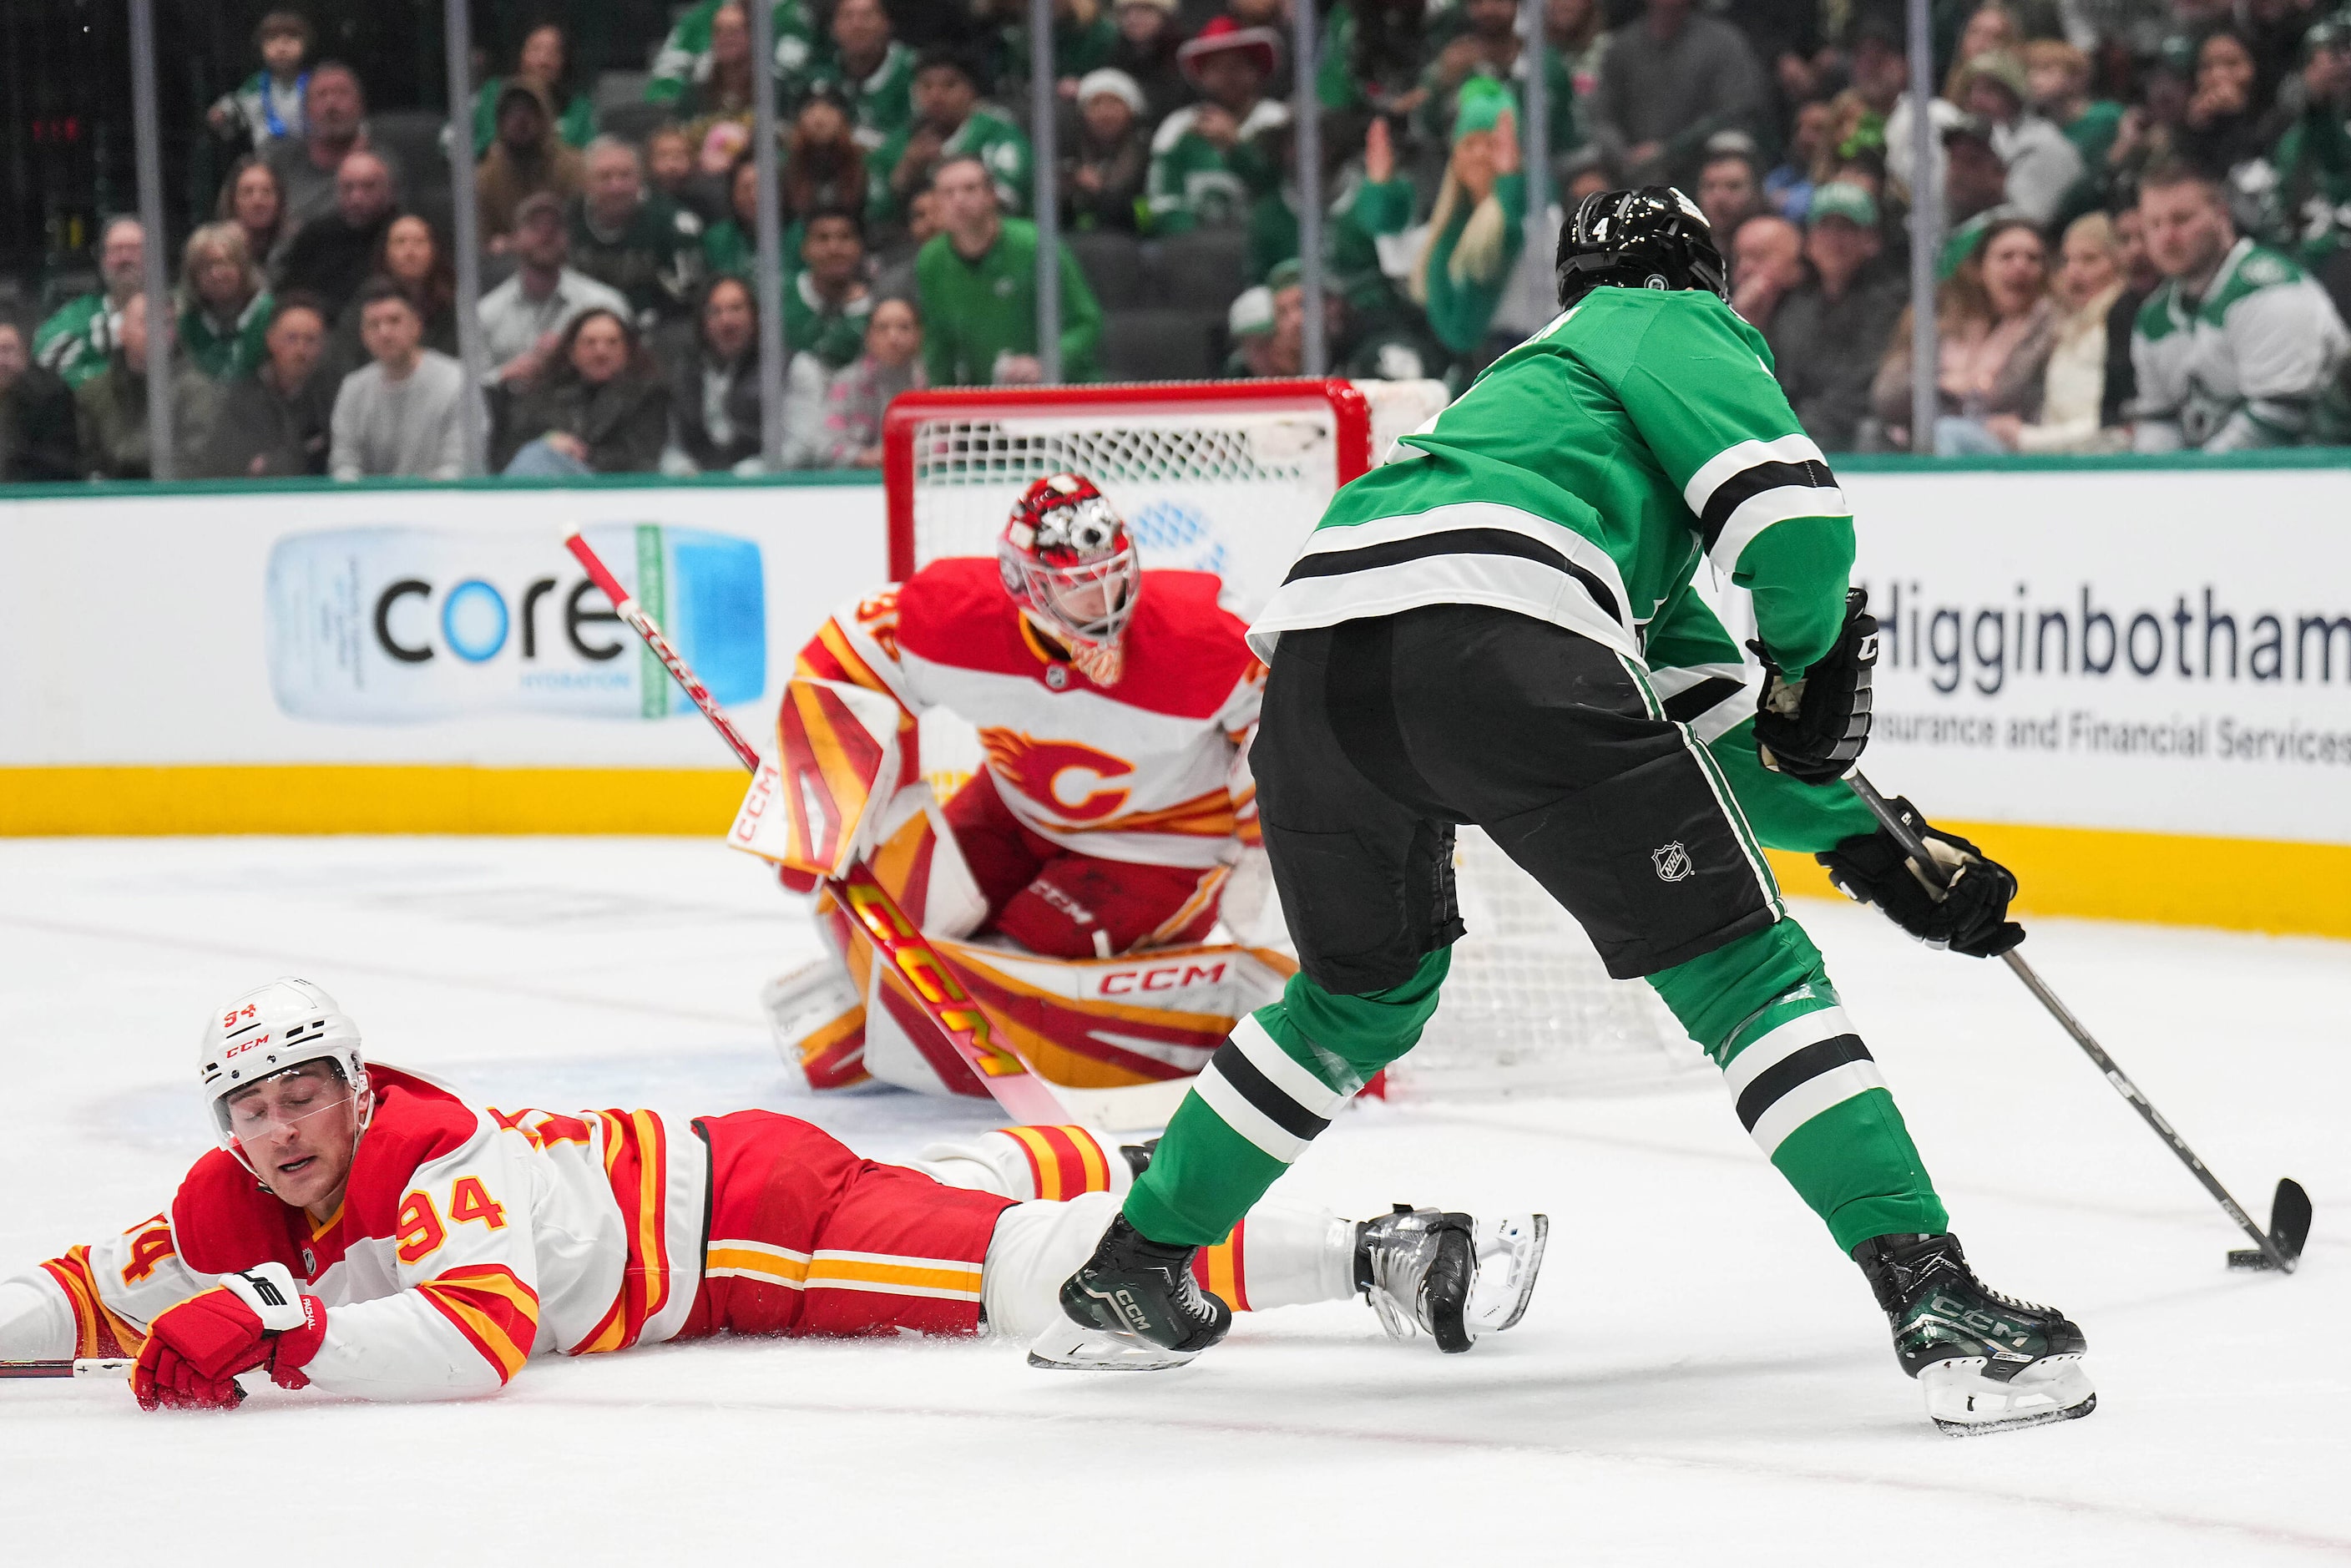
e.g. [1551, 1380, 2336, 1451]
[1052, 188, 2093, 1435]
[757, 473, 1290, 1102]
[0, 979, 1546, 1407]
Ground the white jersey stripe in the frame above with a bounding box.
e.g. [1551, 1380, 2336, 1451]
[1250, 555, 1638, 665]
[1749, 1059, 1889, 1158]
[1681, 432, 1828, 519]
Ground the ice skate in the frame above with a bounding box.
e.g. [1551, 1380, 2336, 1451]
[1853, 1232, 2094, 1435]
[1356, 1205, 1547, 1353]
[1033, 1216, 1231, 1370]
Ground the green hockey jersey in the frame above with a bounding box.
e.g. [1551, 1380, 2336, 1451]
[870, 107, 1034, 224]
[2130, 238, 2350, 452]
[179, 291, 275, 382]
[33, 294, 122, 389]
[796, 41, 916, 149]
[1146, 101, 1287, 234]
[647, 1, 817, 104]
[782, 271, 873, 371]
[1250, 287, 1856, 683]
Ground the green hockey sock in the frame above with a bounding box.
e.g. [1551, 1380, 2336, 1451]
[1649, 919, 1948, 1253]
[1123, 949, 1451, 1247]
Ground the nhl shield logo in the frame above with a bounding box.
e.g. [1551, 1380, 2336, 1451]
[1652, 842, 1693, 883]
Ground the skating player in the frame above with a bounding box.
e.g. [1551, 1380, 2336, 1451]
[0, 979, 1545, 1408]
[1052, 189, 2093, 1435]
[769, 473, 1276, 1091]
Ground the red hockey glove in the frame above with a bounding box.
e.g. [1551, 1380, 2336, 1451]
[134, 1263, 328, 1412]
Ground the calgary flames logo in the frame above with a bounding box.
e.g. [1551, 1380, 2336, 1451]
[978, 729, 1134, 821]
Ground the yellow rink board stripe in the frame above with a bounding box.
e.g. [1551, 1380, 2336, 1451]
[3, 765, 2344, 938]
[1764, 821, 2351, 940]
[0, 765, 746, 837]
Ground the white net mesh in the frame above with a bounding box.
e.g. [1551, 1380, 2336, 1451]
[899, 381, 1696, 1096]
[1383, 830, 1707, 1099]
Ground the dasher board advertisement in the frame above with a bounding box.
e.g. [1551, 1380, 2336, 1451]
[0, 481, 884, 771]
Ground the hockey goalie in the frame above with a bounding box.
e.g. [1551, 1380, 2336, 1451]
[750, 473, 1291, 1107]
[0, 980, 1547, 1404]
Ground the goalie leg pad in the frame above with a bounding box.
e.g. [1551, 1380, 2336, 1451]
[762, 959, 869, 1090]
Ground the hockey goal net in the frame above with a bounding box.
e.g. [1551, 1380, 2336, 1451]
[882, 380, 1699, 1097]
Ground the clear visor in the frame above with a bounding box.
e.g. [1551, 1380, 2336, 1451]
[1016, 547, 1139, 649]
[214, 1060, 361, 1156]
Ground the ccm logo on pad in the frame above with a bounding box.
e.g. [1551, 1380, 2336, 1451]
[1100, 962, 1227, 996]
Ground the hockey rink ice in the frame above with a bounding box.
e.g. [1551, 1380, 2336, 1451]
[2, 835, 2343, 1565]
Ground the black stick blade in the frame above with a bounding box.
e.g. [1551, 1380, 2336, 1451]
[2226, 1178, 2312, 1272]
[2272, 1178, 2313, 1262]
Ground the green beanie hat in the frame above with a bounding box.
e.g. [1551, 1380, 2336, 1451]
[1452, 76, 1513, 143]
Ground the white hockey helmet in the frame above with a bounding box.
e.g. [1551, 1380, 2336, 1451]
[198, 978, 372, 1171]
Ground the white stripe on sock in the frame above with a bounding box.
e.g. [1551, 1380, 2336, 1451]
[1720, 1004, 1856, 1097]
[1230, 1015, 1354, 1120]
[1749, 1058, 1888, 1158]
[1194, 1057, 1314, 1163]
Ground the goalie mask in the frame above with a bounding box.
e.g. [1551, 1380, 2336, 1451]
[998, 473, 1140, 686]
[198, 977, 373, 1188]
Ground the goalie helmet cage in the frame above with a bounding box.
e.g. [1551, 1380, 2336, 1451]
[882, 378, 1701, 1098]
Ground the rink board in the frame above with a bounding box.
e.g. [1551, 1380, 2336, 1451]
[1, 460, 2347, 936]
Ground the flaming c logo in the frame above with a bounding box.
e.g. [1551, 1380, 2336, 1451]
[979, 729, 1135, 821]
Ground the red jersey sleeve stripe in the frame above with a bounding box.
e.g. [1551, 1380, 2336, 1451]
[416, 1265, 540, 1383]
[38, 1247, 144, 1358]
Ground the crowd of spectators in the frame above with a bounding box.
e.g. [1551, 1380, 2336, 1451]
[11, 0, 2351, 483]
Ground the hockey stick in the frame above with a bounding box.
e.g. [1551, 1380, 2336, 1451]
[0, 1358, 132, 1380]
[1845, 772, 2310, 1274]
[561, 530, 1074, 1125]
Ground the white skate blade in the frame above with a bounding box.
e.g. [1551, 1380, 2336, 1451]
[1025, 1318, 1201, 1373]
[1466, 1212, 1549, 1337]
[1920, 1354, 2096, 1435]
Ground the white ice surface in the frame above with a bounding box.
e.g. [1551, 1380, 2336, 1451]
[0, 836, 2344, 1565]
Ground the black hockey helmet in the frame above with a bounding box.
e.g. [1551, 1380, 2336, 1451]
[1555, 186, 1731, 309]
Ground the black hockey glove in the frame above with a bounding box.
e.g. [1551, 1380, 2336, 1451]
[1751, 589, 1877, 786]
[1818, 796, 2025, 958]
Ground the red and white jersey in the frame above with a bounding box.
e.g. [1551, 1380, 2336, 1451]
[795, 559, 1266, 871]
[2, 1067, 705, 1401]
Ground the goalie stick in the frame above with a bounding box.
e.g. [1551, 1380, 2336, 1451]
[561, 530, 1075, 1125]
[1846, 772, 2311, 1275]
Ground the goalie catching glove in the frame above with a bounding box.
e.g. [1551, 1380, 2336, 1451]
[1819, 796, 2025, 958]
[133, 1262, 326, 1411]
[1752, 589, 1877, 785]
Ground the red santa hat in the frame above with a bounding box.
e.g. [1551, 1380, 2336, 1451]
[1176, 17, 1283, 85]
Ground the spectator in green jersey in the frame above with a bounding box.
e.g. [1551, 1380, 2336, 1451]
[1358, 78, 1526, 372]
[33, 216, 145, 389]
[569, 137, 707, 330]
[788, 209, 876, 372]
[872, 48, 1034, 227]
[801, 0, 916, 149]
[648, 1, 818, 108]
[1149, 19, 1287, 235]
[914, 154, 1100, 385]
[176, 222, 273, 382]
[469, 22, 597, 159]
